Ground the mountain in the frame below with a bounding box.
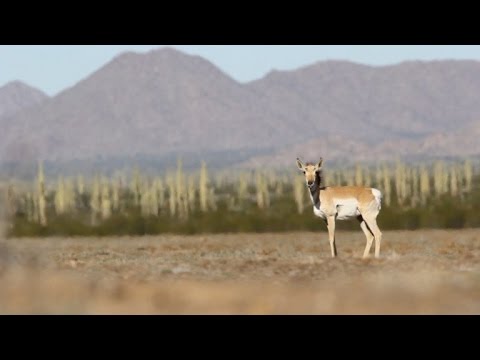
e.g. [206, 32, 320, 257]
[242, 59, 480, 167]
[247, 60, 480, 142]
[0, 48, 293, 165]
[2, 49, 480, 171]
[0, 81, 48, 119]
[239, 127, 480, 169]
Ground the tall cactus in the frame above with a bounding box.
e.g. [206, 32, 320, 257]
[37, 161, 47, 226]
[449, 165, 459, 197]
[77, 175, 85, 196]
[464, 159, 473, 193]
[395, 161, 406, 205]
[364, 166, 372, 187]
[100, 177, 111, 219]
[187, 175, 196, 213]
[6, 184, 17, 219]
[26, 192, 34, 222]
[375, 166, 383, 189]
[130, 168, 141, 208]
[355, 164, 363, 186]
[90, 176, 101, 225]
[410, 166, 419, 206]
[32, 195, 39, 223]
[112, 177, 120, 212]
[419, 164, 430, 205]
[382, 165, 391, 206]
[237, 173, 248, 204]
[433, 161, 446, 195]
[166, 173, 176, 217]
[255, 171, 265, 210]
[293, 175, 305, 214]
[54, 176, 66, 215]
[154, 177, 165, 213]
[199, 161, 209, 213]
[65, 178, 75, 213]
[176, 158, 188, 219]
[150, 182, 159, 216]
[275, 179, 284, 197]
[207, 187, 217, 211]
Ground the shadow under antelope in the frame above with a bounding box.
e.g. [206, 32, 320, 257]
[296, 157, 383, 258]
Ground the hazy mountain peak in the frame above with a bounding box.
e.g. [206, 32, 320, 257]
[0, 80, 46, 94]
[84, 46, 238, 88]
[0, 81, 48, 119]
[146, 46, 190, 57]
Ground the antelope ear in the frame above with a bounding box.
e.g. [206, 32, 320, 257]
[316, 158, 323, 170]
[296, 158, 305, 171]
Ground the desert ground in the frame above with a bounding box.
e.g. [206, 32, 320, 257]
[1, 229, 480, 314]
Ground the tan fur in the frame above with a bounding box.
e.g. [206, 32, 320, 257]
[320, 186, 375, 202]
[297, 158, 383, 259]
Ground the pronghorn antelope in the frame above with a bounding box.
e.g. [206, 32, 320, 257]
[296, 157, 383, 258]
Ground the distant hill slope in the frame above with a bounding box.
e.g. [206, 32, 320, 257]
[2, 48, 480, 169]
[0, 80, 48, 119]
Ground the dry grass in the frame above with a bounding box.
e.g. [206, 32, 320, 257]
[1, 229, 480, 314]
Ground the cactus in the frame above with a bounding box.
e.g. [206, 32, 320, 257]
[154, 177, 165, 212]
[433, 161, 445, 195]
[26, 192, 34, 222]
[207, 187, 217, 211]
[65, 177, 75, 213]
[355, 164, 363, 186]
[237, 173, 248, 204]
[90, 176, 101, 225]
[166, 173, 176, 217]
[375, 166, 383, 189]
[395, 161, 405, 205]
[275, 179, 284, 197]
[382, 165, 391, 206]
[255, 171, 265, 210]
[364, 167, 372, 187]
[187, 175, 196, 213]
[32, 195, 39, 223]
[175, 158, 188, 219]
[199, 161, 209, 213]
[6, 184, 17, 219]
[410, 166, 419, 206]
[112, 177, 120, 212]
[345, 169, 355, 186]
[419, 164, 430, 205]
[449, 165, 459, 197]
[464, 159, 473, 193]
[32, 162, 48, 226]
[293, 175, 305, 214]
[150, 183, 159, 216]
[101, 177, 111, 219]
[77, 175, 85, 196]
[54, 176, 66, 215]
[131, 168, 141, 208]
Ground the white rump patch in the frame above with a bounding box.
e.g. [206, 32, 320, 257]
[371, 188, 382, 210]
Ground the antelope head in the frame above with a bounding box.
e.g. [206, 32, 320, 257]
[296, 157, 323, 188]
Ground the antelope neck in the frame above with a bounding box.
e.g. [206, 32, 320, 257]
[308, 173, 322, 209]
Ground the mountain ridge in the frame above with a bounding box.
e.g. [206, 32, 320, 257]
[0, 80, 49, 119]
[1, 49, 479, 170]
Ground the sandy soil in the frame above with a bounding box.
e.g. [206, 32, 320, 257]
[1, 229, 480, 314]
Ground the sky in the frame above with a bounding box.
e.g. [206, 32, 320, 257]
[2, 45, 480, 96]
